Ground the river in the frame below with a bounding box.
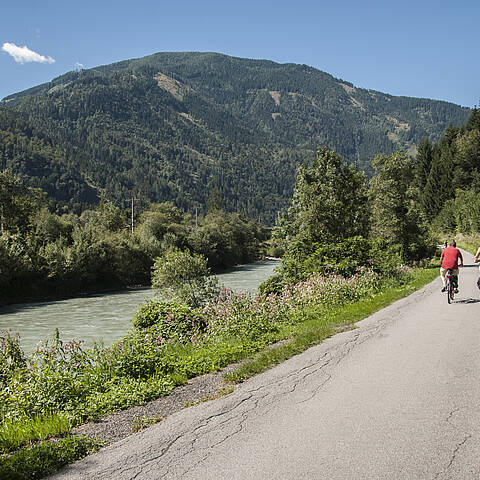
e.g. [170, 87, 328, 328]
[0, 260, 279, 353]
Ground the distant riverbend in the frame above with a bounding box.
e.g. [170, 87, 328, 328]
[0, 260, 279, 353]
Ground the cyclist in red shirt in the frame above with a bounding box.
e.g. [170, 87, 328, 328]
[440, 240, 463, 292]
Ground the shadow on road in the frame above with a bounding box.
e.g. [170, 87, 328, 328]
[454, 298, 480, 304]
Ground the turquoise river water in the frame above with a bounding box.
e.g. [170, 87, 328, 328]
[0, 260, 279, 352]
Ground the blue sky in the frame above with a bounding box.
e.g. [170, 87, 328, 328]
[1, 0, 478, 106]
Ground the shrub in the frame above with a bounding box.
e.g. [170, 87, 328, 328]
[132, 300, 206, 341]
[0, 331, 26, 386]
[269, 236, 405, 290]
[257, 272, 285, 296]
[152, 248, 219, 308]
[203, 289, 283, 341]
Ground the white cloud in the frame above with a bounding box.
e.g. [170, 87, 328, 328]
[2, 42, 55, 64]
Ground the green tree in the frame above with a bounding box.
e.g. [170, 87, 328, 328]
[34, 208, 71, 244]
[454, 128, 480, 187]
[0, 232, 35, 300]
[465, 106, 480, 131]
[369, 151, 430, 259]
[152, 248, 219, 308]
[421, 128, 458, 221]
[414, 139, 433, 193]
[281, 146, 369, 252]
[452, 189, 480, 234]
[206, 188, 225, 213]
[97, 201, 127, 232]
[0, 170, 42, 233]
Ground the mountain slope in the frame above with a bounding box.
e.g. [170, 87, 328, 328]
[1, 52, 471, 222]
[0, 107, 97, 207]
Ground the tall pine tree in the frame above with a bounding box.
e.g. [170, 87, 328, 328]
[414, 138, 433, 193]
[421, 128, 457, 221]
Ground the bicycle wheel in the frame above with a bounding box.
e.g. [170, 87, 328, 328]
[447, 278, 452, 304]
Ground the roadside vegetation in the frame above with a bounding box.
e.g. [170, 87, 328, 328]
[414, 108, 480, 247]
[455, 234, 480, 255]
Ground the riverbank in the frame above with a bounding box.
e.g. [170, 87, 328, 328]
[0, 259, 271, 308]
[0, 265, 438, 480]
[0, 261, 279, 354]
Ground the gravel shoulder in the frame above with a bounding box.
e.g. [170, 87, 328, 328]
[74, 338, 291, 445]
[73, 363, 241, 445]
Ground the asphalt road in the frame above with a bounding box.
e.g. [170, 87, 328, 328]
[50, 251, 480, 479]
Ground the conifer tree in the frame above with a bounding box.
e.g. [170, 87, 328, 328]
[369, 151, 427, 259]
[422, 142, 455, 221]
[414, 138, 433, 192]
[466, 107, 480, 131]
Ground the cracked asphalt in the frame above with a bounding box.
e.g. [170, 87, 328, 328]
[49, 251, 480, 479]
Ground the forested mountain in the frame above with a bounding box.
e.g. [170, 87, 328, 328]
[0, 108, 98, 210]
[1, 52, 471, 222]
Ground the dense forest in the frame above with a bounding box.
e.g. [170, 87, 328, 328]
[0, 52, 470, 223]
[260, 108, 480, 294]
[412, 108, 480, 235]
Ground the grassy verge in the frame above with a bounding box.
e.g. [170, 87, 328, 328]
[0, 413, 73, 454]
[457, 242, 477, 255]
[0, 436, 100, 480]
[455, 233, 480, 255]
[226, 266, 438, 383]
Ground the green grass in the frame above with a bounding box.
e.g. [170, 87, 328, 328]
[0, 413, 74, 454]
[131, 415, 165, 433]
[226, 267, 438, 383]
[457, 241, 477, 255]
[0, 436, 100, 480]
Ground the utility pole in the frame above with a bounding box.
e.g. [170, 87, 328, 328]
[131, 198, 134, 234]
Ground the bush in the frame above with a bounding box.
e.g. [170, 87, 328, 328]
[152, 248, 219, 308]
[277, 236, 404, 287]
[203, 289, 283, 341]
[0, 331, 26, 386]
[106, 337, 174, 379]
[257, 273, 285, 296]
[132, 300, 206, 341]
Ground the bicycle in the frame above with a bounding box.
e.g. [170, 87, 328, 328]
[445, 269, 456, 304]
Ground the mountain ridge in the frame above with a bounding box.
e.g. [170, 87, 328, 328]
[0, 52, 471, 222]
